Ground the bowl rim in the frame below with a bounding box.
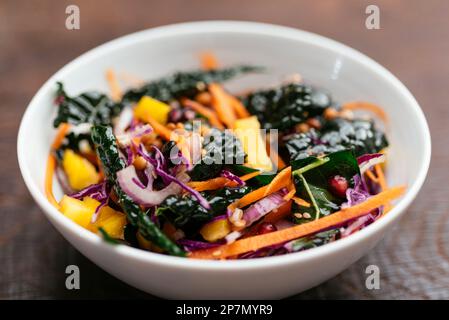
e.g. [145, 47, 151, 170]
[17, 20, 431, 271]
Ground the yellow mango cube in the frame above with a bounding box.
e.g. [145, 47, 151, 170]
[62, 149, 100, 190]
[134, 96, 171, 125]
[234, 116, 273, 172]
[200, 218, 231, 242]
[59, 196, 126, 239]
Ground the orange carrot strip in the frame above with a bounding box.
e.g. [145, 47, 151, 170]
[189, 186, 406, 259]
[229, 184, 270, 212]
[51, 123, 71, 150]
[137, 111, 173, 141]
[188, 171, 261, 192]
[45, 154, 60, 209]
[283, 188, 296, 201]
[342, 101, 388, 122]
[365, 170, 379, 183]
[292, 196, 311, 207]
[181, 98, 225, 129]
[200, 52, 219, 70]
[105, 69, 122, 102]
[209, 83, 237, 128]
[263, 166, 292, 197]
[227, 94, 250, 119]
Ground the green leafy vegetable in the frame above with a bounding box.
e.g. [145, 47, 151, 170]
[190, 129, 246, 181]
[228, 164, 276, 187]
[122, 65, 262, 103]
[244, 83, 331, 130]
[53, 82, 123, 128]
[287, 229, 339, 252]
[157, 186, 251, 232]
[285, 118, 388, 161]
[292, 150, 360, 223]
[91, 125, 185, 256]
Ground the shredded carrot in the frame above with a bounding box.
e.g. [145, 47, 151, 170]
[263, 166, 292, 197]
[181, 98, 224, 129]
[45, 154, 60, 209]
[51, 123, 71, 150]
[365, 170, 379, 183]
[119, 72, 145, 87]
[229, 184, 270, 212]
[283, 188, 296, 201]
[137, 111, 173, 141]
[200, 52, 219, 70]
[209, 83, 237, 128]
[188, 170, 261, 192]
[189, 186, 406, 259]
[292, 196, 311, 207]
[227, 94, 250, 119]
[105, 69, 122, 102]
[342, 101, 388, 122]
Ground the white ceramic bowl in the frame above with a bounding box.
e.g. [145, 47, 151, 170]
[17, 21, 431, 299]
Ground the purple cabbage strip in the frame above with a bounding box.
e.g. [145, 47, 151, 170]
[177, 239, 221, 252]
[137, 143, 211, 209]
[220, 169, 245, 186]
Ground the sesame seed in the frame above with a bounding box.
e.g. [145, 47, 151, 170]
[303, 213, 312, 219]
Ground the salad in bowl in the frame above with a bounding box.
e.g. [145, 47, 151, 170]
[45, 53, 405, 260]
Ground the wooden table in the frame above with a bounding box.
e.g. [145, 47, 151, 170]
[1, 0, 447, 299]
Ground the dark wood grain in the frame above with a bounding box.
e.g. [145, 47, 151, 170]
[1, 0, 447, 299]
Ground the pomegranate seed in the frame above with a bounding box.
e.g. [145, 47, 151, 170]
[328, 175, 348, 198]
[257, 222, 277, 235]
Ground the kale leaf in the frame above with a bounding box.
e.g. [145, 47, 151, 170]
[291, 150, 360, 222]
[190, 129, 246, 181]
[121, 65, 262, 103]
[244, 83, 332, 130]
[91, 125, 185, 256]
[287, 229, 339, 252]
[53, 82, 123, 128]
[285, 118, 388, 161]
[157, 186, 251, 232]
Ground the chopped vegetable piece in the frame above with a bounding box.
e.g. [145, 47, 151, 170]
[209, 83, 237, 128]
[200, 217, 232, 242]
[62, 149, 100, 190]
[234, 116, 273, 172]
[134, 96, 172, 125]
[189, 186, 405, 259]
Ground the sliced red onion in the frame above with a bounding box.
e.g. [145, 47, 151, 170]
[113, 107, 134, 136]
[357, 153, 385, 174]
[116, 164, 188, 206]
[242, 191, 287, 226]
[209, 214, 228, 223]
[221, 170, 245, 186]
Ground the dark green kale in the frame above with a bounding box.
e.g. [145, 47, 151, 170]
[190, 129, 246, 181]
[121, 65, 262, 103]
[157, 186, 251, 232]
[91, 125, 185, 256]
[53, 82, 123, 128]
[244, 83, 332, 130]
[287, 229, 339, 252]
[285, 118, 388, 161]
[291, 150, 360, 223]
